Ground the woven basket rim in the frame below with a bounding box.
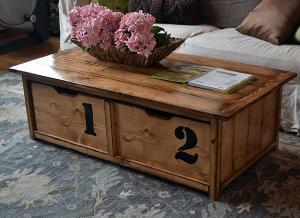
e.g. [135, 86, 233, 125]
[71, 37, 184, 53]
[71, 37, 185, 67]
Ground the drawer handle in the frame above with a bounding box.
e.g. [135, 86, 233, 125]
[144, 108, 173, 120]
[54, 87, 78, 97]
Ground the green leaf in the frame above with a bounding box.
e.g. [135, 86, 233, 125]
[152, 26, 171, 48]
[82, 47, 90, 53]
[151, 26, 165, 34]
[155, 32, 171, 48]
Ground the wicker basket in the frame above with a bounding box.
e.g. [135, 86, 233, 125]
[71, 38, 185, 67]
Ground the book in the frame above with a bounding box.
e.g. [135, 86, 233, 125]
[151, 62, 255, 93]
[151, 63, 214, 84]
[187, 68, 255, 93]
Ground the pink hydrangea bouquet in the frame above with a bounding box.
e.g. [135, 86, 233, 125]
[68, 3, 123, 50]
[68, 3, 184, 66]
[114, 11, 156, 57]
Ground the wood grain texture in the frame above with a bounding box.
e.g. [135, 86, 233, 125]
[220, 91, 279, 185]
[16, 48, 294, 200]
[209, 119, 221, 200]
[247, 100, 263, 160]
[220, 118, 234, 183]
[33, 131, 209, 193]
[1, 37, 59, 73]
[261, 91, 276, 149]
[221, 141, 278, 190]
[31, 82, 108, 153]
[0, 30, 27, 44]
[22, 77, 36, 139]
[273, 88, 283, 151]
[233, 108, 249, 171]
[10, 49, 296, 120]
[104, 100, 114, 155]
[114, 102, 210, 183]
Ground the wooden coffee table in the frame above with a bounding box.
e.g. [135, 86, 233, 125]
[10, 49, 296, 200]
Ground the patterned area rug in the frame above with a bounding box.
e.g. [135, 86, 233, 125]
[0, 72, 299, 217]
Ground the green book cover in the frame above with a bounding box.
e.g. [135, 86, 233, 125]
[151, 63, 214, 84]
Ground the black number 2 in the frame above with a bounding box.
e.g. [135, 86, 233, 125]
[82, 103, 96, 136]
[175, 126, 198, 164]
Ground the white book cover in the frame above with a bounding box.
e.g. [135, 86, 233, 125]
[188, 68, 254, 93]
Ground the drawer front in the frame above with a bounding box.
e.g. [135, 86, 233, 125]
[114, 103, 210, 182]
[31, 83, 108, 152]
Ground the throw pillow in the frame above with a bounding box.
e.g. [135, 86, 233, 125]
[236, 0, 300, 45]
[91, 0, 128, 13]
[128, 0, 201, 25]
[199, 0, 260, 28]
[295, 26, 300, 43]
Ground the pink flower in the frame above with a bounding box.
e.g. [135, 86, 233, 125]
[69, 6, 157, 57]
[126, 32, 156, 57]
[114, 11, 156, 57]
[119, 11, 155, 33]
[68, 3, 123, 49]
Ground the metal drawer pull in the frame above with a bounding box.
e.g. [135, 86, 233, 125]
[144, 108, 173, 120]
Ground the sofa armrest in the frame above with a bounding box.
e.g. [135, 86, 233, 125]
[155, 23, 219, 39]
[58, 0, 91, 51]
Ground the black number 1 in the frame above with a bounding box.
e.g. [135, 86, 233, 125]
[82, 103, 96, 136]
[175, 126, 198, 164]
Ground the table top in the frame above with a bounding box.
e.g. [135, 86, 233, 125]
[10, 48, 296, 120]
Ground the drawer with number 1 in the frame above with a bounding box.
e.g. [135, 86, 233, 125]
[31, 82, 109, 153]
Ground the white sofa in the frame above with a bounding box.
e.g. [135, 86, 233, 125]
[59, 5, 300, 134]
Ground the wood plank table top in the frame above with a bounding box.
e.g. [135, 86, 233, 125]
[10, 48, 296, 120]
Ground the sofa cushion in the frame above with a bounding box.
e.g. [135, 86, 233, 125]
[176, 28, 300, 83]
[236, 0, 300, 45]
[199, 0, 260, 28]
[128, 0, 201, 24]
[155, 23, 219, 39]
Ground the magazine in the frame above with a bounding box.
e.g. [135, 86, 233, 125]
[151, 63, 255, 93]
[188, 68, 255, 93]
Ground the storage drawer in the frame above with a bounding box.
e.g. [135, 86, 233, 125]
[31, 82, 108, 152]
[114, 103, 210, 182]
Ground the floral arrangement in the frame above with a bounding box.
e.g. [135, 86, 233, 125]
[68, 3, 173, 57]
[115, 12, 156, 56]
[68, 3, 123, 50]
